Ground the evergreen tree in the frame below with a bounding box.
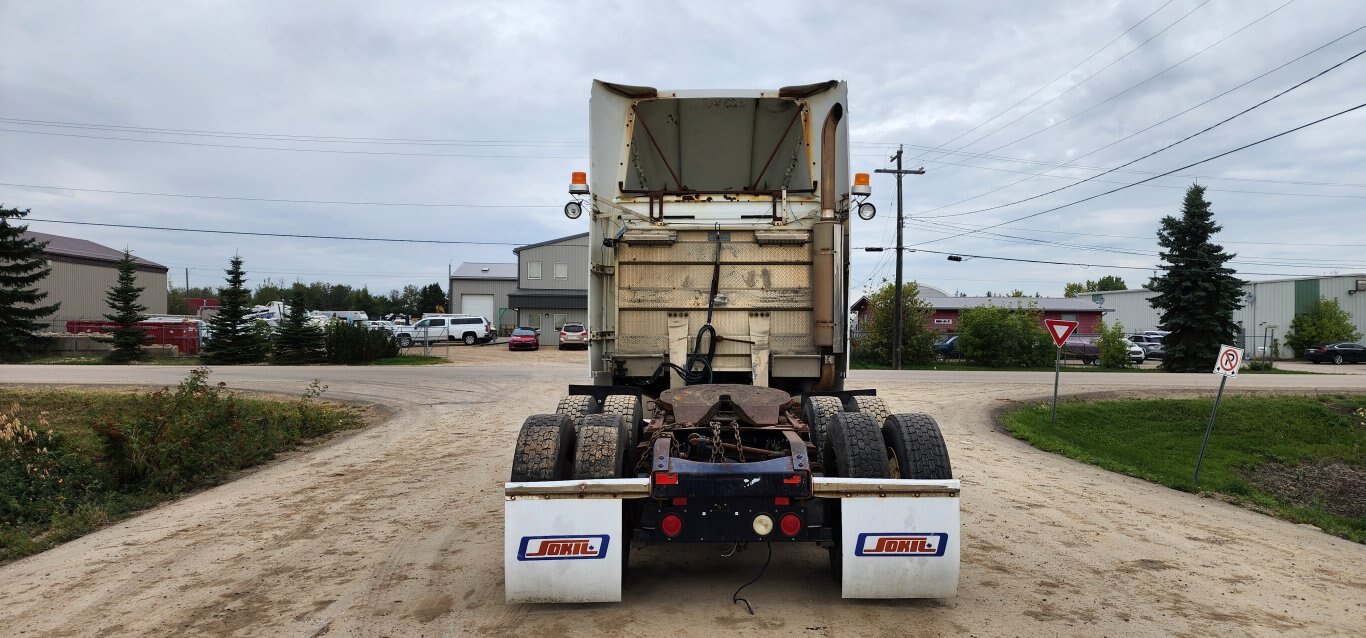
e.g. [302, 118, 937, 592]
[272, 288, 325, 364]
[1147, 185, 1245, 371]
[418, 283, 446, 314]
[0, 206, 60, 360]
[201, 255, 268, 364]
[99, 250, 150, 363]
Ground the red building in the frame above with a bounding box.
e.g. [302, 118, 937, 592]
[852, 287, 1110, 337]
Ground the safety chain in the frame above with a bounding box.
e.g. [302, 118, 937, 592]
[709, 421, 725, 463]
[732, 422, 746, 463]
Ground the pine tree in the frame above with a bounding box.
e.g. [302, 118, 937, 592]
[1147, 185, 1245, 372]
[201, 255, 268, 364]
[272, 288, 325, 364]
[0, 206, 61, 360]
[99, 250, 150, 363]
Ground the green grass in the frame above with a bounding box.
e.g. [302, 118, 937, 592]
[1001, 395, 1366, 542]
[0, 372, 366, 562]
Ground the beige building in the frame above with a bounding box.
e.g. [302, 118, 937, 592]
[25, 230, 168, 327]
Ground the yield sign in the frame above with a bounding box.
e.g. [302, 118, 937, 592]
[1044, 319, 1079, 348]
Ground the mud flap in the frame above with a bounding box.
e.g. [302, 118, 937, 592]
[813, 477, 961, 599]
[504, 479, 649, 603]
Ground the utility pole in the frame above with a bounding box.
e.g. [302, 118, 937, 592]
[875, 146, 924, 369]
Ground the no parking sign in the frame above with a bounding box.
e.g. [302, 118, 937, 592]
[1213, 345, 1243, 378]
[1196, 344, 1243, 486]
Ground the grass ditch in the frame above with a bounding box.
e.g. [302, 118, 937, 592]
[0, 368, 367, 562]
[1001, 394, 1366, 542]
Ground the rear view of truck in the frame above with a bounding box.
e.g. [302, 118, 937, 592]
[505, 80, 960, 603]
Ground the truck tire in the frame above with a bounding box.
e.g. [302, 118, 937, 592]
[825, 412, 889, 479]
[510, 413, 574, 482]
[801, 396, 843, 462]
[601, 394, 643, 448]
[463, 332, 477, 346]
[555, 394, 599, 429]
[397, 334, 413, 348]
[574, 414, 627, 479]
[882, 413, 953, 479]
[845, 395, 890, 428]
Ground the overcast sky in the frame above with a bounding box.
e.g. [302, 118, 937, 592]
[2, 0, 1364, 300]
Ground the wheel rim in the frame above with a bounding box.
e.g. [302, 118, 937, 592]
[1334, 354, 1343, 364]
[886, 447, 902, 479]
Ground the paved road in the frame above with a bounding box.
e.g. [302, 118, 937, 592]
[0, 363, 1362, 637]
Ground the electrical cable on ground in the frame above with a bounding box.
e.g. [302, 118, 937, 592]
[731, 542, 772, 615]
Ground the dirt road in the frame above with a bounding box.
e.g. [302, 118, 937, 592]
[1, 357, 1363, 637]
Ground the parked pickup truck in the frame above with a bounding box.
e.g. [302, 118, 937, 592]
[393, 314, 493, 347]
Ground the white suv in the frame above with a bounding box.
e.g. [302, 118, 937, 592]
[394, 314, 493, 347]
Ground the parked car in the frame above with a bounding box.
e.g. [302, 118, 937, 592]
[1122, 339, 1146, 365]
[392, 314, 493, 347]
[1304, 342, 1366, 364]
[365, 320, 397, 332]
[1062, 337, 1099, 364]
[935, 335, 962, 360]
[508, 328, 540, 351]
[1128, 334, 1165, 359]
[559, 322, 589, 350]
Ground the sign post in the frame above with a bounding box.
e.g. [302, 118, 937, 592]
[1043, 319, 1079, 427]
[1193, 345, 1243, 487]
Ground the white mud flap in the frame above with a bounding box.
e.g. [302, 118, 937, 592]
[813, 477, 961, 599]
[504, 479, 649, 604]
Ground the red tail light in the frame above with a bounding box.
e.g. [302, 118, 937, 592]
[661, 514, 683, 537]
[779, 513, 802, 536]
[654, 472, 679, 485]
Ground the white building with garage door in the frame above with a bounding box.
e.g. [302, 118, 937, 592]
[448, 262, 516, 334]
[1092, 273, 1366, 358]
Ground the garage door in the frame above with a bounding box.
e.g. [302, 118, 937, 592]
[461, 294, 495, 324]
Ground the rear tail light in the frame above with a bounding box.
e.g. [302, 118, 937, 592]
[780, 513, 802, 536]
[660, 513, 683, 537]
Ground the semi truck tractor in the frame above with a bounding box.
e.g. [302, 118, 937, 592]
[505, 80, 959, 603]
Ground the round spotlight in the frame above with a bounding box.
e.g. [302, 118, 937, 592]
[857, 202, 877, 220]
[660, 513, 683, 537]
[752, 514, 774, 536]
[780, 513, 802, 536]
[564, 201, 583, 219]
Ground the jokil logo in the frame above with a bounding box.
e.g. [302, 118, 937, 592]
[517, 535, 610, 561]
[854, 532, 949, 557]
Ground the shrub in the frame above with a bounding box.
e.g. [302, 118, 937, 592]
[0, 413, 105, 525]
[855, 280, 937, 367]
[324, 321, 399, 364]
[1096, 319, 1132, 368]
[957, 304, 1052, 368]
[1285, 298, 1361, 357]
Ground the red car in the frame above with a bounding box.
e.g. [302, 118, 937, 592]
[508, 328, 540, 351]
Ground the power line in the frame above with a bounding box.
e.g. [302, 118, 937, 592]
[909, 218, 1366, 269]
[917, 45, 1366, 219]
[904, 221, 1366, 248]
[23, 217, 533, 245]
[906, 23, 1366, 216]
[860, 246, 1347, 278]
[906, 0, 1182, 163]
[0, 128, 587, 159]
[904, 157, 1366, 200]
[935, 0, 1298, 167]
[0, 182, 558, 208]
[0, 116, 586, 147]
[909, 100, 1366, 247]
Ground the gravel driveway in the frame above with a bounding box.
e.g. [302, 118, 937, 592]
[1, 359, 1362, 637]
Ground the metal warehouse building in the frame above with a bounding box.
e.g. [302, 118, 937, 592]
[25, 230, 169, 328]
[1092, 274, 1366, 358]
